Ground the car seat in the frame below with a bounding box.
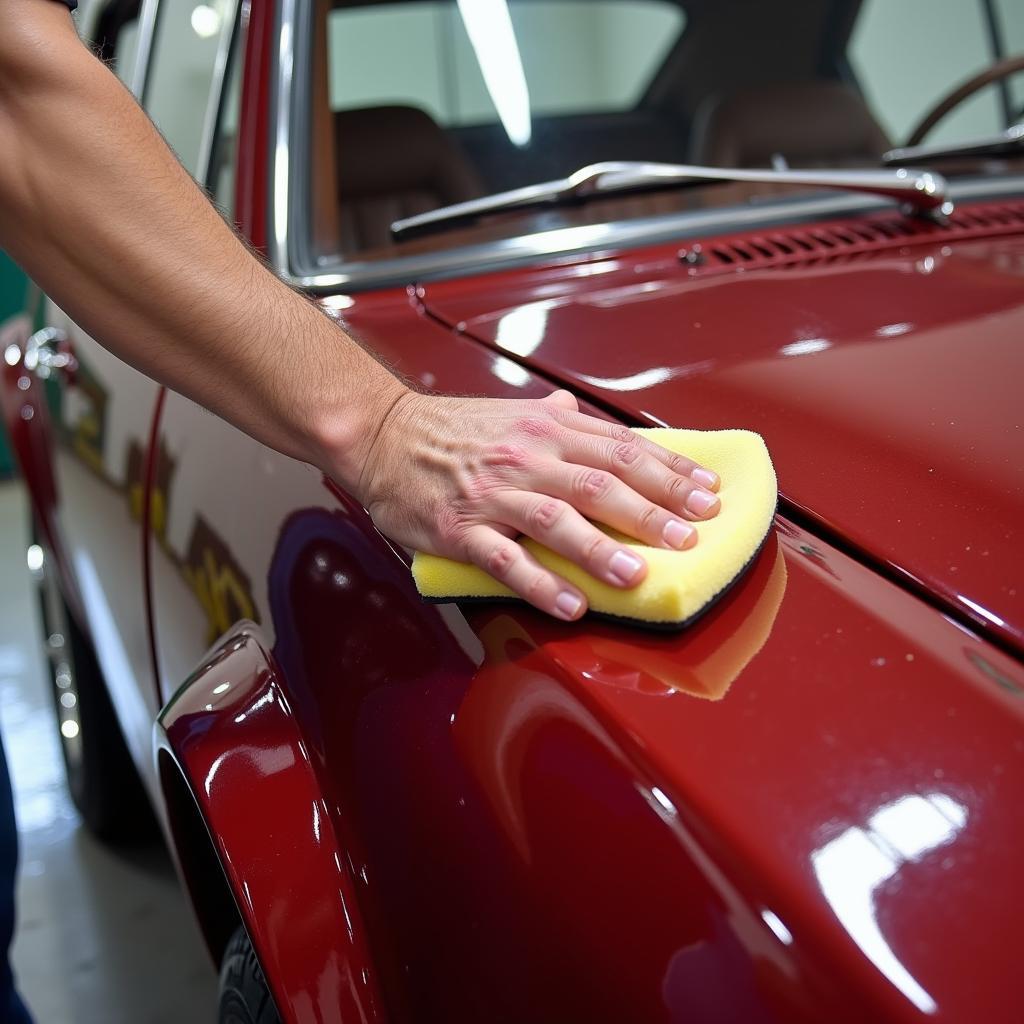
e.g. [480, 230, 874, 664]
[333, 105, 483, 252]
[689, 81, 891, 169]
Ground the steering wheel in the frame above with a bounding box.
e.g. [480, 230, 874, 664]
[906, 53, 1024, 146]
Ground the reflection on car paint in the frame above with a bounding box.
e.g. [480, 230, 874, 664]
[543, 534, 787, 702]
[965, 648, 1024, 696]
[182, 517, 260, 645]
[63, 354, 108, 477]
[812, 791, 968, 1015]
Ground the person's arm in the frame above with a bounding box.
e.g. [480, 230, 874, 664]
[0, 0, 720, 621]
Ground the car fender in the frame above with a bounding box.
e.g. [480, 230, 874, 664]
[156, 622, 386, 1024]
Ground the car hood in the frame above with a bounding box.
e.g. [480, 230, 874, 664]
[421, 227, 1024, 654]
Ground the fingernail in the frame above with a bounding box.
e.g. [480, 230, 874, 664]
[692, 467, 719, 491]
[555, 591, 583, 620]
[686, 489, 720, 517]
[663, 519, 694, 549]
[609, 549, 644, 584]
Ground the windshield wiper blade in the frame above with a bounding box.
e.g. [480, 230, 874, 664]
[390, 160, 950, 239]
[883, 123, 1024, 165]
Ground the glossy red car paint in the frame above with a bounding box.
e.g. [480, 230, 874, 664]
[419, 214, 1024, 655]
[147, 286, 1024, 1023]
[154, 422, 1024, 1021]
[3, 0, 1022, 1018]
[157, 623, 386, 1023]
[235, 0, 271, 253]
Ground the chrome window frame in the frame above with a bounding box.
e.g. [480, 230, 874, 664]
[269, 0, 1024, 296]
[133, 0, 160, 100]
[137, 0, 242, 182]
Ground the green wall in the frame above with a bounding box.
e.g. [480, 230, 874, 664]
[0, 250, 30, 477]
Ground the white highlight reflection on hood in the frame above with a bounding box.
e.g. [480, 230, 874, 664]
[811, 791, 967, 1015]
[577, 360, 714, 392]
[494, 301, 555, 357]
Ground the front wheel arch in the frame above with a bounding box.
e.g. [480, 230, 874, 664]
[156, 624, 386, 1023]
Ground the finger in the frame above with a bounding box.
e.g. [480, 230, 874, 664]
[496, 491, 658, 589]
[540, 389, 579, 413]
[462, 525, 588, 621]
[549, 411, 720, 492]
[556, 429, 722, 522]
[511, 461, 698, 549]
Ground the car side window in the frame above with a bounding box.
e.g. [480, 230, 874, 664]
[993, 0, 1024, 118]
[209, 16, 244, 217]
[87, 0, 142, 93]
[849, 0, 1003, 145]
[144, 0, 235, 178]
[110, 20, 141, 88]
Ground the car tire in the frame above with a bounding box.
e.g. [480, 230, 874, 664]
[34, 538, 156, 844]
[218, 926, 282, 1024]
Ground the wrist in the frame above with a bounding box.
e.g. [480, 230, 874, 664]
[309, 370, 414, 497]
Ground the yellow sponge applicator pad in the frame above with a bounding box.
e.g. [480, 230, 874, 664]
[411, 428, 778, 629]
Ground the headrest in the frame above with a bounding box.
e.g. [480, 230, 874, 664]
[691, 81, 891, 168]
[333, 104, 482, 201]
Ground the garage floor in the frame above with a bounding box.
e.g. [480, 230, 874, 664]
[0, 481, 219, 1023]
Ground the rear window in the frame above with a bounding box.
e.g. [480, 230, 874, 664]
[328, 0, 685, 128]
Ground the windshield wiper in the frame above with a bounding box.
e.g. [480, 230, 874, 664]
[883, 123, 1024, 165]
[390, 161, 950, 239]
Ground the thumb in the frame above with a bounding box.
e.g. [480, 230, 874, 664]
[541, 389, 579, 412]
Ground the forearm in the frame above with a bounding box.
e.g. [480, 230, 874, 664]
[0, 0, 727, 622]
[0, 0, 406, 480]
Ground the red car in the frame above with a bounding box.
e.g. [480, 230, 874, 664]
[2, 0, 1023, 1020]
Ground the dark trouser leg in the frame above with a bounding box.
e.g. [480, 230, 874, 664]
[0, 733, 31, 1024]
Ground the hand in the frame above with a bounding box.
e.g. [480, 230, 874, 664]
[349, 388, 721, 621]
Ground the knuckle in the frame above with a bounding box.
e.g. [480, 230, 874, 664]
[582, 532, 611, 565]
[436, 506, 464, 545]
[636, 503, 661, 535]
[530, 499, 564, 532]
[611, 439, 641, 467]
[666, 474, 693, 501]
[611, 424, 634, 444]
[515, 415, 557, 441]
[484, 543, 517, 579]
[524, 572, 549, 603]
[576, 468, 611, 501]
[664, 453, 687, 475]
[487, 443, 530, 469]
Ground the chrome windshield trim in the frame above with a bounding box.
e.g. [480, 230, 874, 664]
[268, 0, 298, 278]
[883, 124, 1024, 165]
[280, 176, 1022, 294]
[391, 162, 949, 239]
[132, 0, 160, 100]
[271, 3, 1024, 295]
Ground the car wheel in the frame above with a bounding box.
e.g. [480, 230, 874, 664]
[32, 538, 155, 843]
[219, 926, 282, 1024]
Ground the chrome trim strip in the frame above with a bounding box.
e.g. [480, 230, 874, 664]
[285, 176, 1024, 294]
[268, 0, 298, 277]
[271, 1, 1024, 295]
[132, 0, 161, 100]
[392, 162, 949, 238]
[196, 0, 242, 190]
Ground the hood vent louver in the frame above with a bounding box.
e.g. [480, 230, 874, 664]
[691, 200, 1024, 273]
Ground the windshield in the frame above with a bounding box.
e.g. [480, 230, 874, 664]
[297, 0, 1024, 272]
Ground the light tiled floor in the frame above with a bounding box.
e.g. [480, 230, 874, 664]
[0, 480, 218, 1023]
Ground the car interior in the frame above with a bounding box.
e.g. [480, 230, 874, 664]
[90, 0, 1023, 266]
[310, 0, 903, 261]
[309, 0, 1024, 267]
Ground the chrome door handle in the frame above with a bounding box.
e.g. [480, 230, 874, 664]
[18, 327, 77, 380]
